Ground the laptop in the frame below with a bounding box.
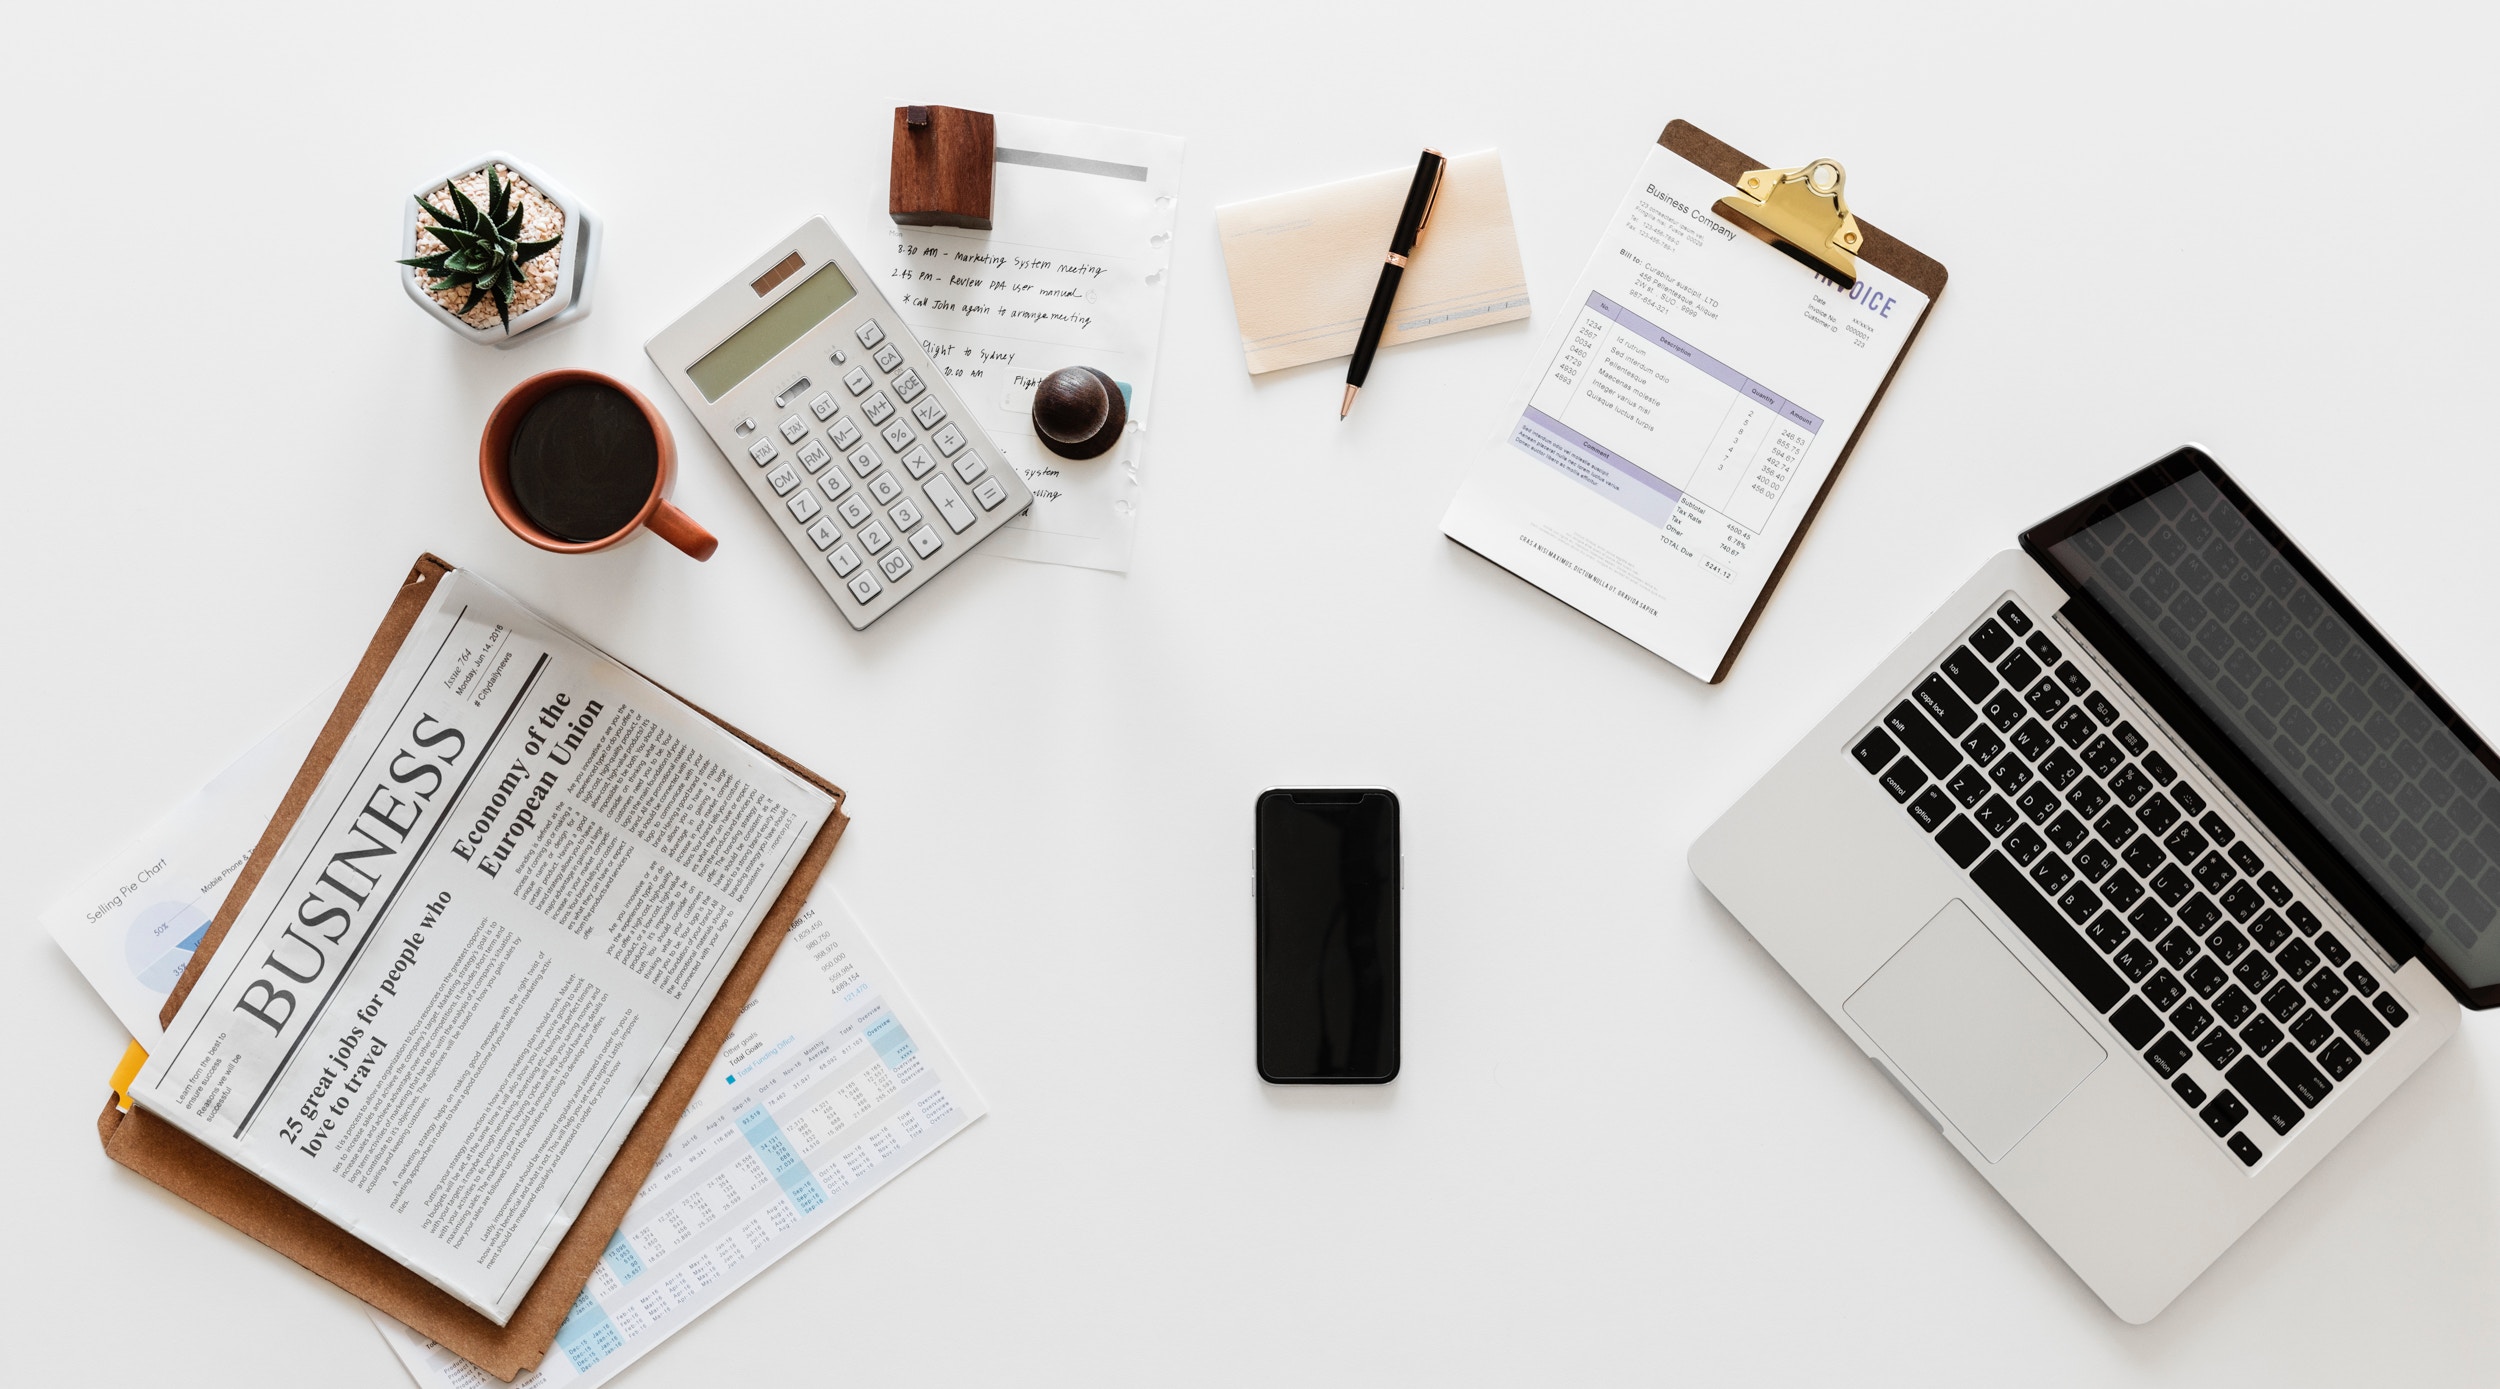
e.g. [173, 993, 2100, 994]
[1690, 447, 2495, 1321]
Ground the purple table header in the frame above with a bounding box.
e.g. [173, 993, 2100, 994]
[1584, 292, 1823, 433]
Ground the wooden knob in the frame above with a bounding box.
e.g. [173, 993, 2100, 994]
[1031, 366, 1126, 460]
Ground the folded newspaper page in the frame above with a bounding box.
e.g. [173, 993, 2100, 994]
[129, 568, 835, 1325]
[375, 887, 985, 1388]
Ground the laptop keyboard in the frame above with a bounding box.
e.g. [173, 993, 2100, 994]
[1849, 596, 2409, 1169]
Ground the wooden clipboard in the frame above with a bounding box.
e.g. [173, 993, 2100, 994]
[94, 553, 849, 1381]
[1663, 119, 1950, 681]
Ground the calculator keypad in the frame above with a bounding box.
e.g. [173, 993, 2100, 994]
[661, 227, 1032, 631]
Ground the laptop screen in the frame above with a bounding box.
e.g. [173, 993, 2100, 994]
[2025, 450, 2500, 1004]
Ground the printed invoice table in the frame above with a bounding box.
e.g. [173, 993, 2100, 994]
[4, 4, 2497, 1387]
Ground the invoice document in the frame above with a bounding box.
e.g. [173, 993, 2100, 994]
[374, 887, 982, 1388]
[1441, 141, 1929, 680]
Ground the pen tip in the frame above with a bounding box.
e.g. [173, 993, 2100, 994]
[1340, 384, 1357, 419]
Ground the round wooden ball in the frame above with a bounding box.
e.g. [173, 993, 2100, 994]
[1031, 365, 1126, 460]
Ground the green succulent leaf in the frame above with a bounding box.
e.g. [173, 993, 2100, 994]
[492, 278, 513, 332]
[486, 165, 508, 224]
[397, 251, 454, 270]
[513, 236, 562, 264]
[444, 181, 485, 231]
[456, 284, 486, 316]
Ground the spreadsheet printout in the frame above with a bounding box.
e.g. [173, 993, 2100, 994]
[1441, 141, 1928, 679]
[374, 887, 985, 1388]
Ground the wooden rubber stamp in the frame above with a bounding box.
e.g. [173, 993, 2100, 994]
[1032, 366, 1127, 460]
[890, 105, 995, 230]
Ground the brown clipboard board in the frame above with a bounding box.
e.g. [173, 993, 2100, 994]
[1667, 119, 1949, 682]
[94, 553, 849, 1381]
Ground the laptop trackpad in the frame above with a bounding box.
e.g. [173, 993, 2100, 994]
[1845, 900, 2106, 1163]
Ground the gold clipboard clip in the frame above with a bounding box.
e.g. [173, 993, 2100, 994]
[1712, 158, 1863, 290]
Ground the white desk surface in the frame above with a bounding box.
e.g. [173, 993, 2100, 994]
[6, 3, 2497, 1384]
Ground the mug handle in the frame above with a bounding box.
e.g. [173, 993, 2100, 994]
[646, 500, 719, 562]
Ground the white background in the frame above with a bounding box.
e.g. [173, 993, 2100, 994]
[4, 3, 2496, 1384]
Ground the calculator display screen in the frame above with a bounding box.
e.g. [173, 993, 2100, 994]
[688, 264, 857, 401]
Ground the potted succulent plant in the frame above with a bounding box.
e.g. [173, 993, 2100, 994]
[398, 152, 598, 346]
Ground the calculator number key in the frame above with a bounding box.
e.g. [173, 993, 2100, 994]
[844, 366, 873, 395]
[878, 549, 913, 582]
[872, 341, 904, 373]
[819, 468, 851, 500]
[846, 571, 882, 604]
[910, 396, 947, 429]
[858, 520, 894, 554]
[805, 517, 839, 551]
[847, 446, 881, 477]
[827, 543, 863, 577]
[892, 368, 927, 403]
[868, 471, 904, 505]
[855, 318, 887, 349]
[787, 490, 822, 523]
[888, 498, 924, 532]
[862, 391, 896, 426]
[837, 493, 873, 527]
[925, 476, 977, 533]
[778, 415, 809, 444]
[765, 463, 801, 496]
[908, 524, 943, 559]
[972, 475, 1009, 509]
[808, 391, 839, 422]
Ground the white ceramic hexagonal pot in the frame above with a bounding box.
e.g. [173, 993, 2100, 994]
[399, 151, 599, 347]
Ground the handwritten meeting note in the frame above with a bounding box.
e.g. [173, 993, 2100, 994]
[869, 115, 1185, 573]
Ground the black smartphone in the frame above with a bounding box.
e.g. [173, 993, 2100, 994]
[1255, 788, 1400, 1083]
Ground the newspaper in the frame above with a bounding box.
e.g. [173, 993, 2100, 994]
[129, 568, 836, 1325]
[374, 887, 984, 1388]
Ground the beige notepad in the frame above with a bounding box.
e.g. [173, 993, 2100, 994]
[1217, 149, 1530, 375]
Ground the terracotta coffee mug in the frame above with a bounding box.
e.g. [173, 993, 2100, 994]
[480, 369, 718, 561]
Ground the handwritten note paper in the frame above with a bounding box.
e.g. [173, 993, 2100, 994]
[874, 115, 1185, 573]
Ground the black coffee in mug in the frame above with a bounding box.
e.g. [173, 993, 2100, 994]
[507, 381, 660, 543]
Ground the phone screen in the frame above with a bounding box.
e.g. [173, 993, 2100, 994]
[1256, 789, 1400, 1083]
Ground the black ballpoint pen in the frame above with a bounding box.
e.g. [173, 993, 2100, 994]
[1341, 148, 1446, 419]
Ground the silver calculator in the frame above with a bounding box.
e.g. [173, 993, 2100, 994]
[646, 219, 1032, 628]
